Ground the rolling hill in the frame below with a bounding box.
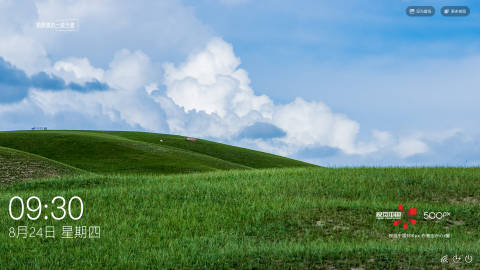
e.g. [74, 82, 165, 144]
[0, 130, 314, 179]
[0, 146, 81, 184]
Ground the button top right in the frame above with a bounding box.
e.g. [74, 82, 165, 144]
[441, 6, 470, 17]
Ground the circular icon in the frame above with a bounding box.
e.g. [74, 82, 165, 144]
[465, 255, 473, 264]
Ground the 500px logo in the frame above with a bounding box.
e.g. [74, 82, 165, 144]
[376, 203, 453, 230]
[424, 211, 451, 220]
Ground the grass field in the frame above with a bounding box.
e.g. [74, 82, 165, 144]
[0, 131, 479, 269]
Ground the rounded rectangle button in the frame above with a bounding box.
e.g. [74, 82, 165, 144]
[406, 6, 435, 17]
[441, 6, 470, 17]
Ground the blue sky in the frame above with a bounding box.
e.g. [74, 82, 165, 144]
[0, 0, 479, 166]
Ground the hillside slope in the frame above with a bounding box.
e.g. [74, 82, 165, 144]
[0, 146, 80, 184]
[0, 131, 314, 175]
[88, 131, 312, 169]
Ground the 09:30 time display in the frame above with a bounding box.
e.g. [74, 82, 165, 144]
[9, 196, 84, 221]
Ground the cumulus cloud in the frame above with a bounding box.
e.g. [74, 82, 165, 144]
[0, 57, 108, 103]
[395, 138, 428, 159]
[393, 129, 463, 159]
[0, 35, 51, 75]
[164, 37, 273, 118]
[105, 49, 156, 91]
[21, 50, 167, 132]
[271, 98, 361, 154]
[0, 0, 51, 75]
[28, 88, 168, 132]
[52, 58, 104, 84]
[300, 129, 473, 167]
[161, 38, 390, 156]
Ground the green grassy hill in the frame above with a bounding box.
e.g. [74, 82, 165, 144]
[1, 167, 479, 269]
[0, 146, 81, 185]
[0, 131, 314, 177]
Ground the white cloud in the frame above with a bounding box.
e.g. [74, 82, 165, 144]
[162, 38, 385, 156]
[0, 0, 49, 74]
[271, 98, 360, 154]
[392, 129, 461, 159]
[105, 49, 155, 91]
[23, 47, 167, 132]
[394, 138, 429, 158]
[0, 35, 50, 75]
[28, 88, 168, 132]
[52, 57, 104, 83]
[164, 37, 273, 118]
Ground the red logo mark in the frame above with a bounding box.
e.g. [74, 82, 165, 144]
[393, 203, 417, 229]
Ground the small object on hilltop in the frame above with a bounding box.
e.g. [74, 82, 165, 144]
[186, 137, 197, 142]
[160, 139, 164, 142]
[31, 127, 48, 131]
